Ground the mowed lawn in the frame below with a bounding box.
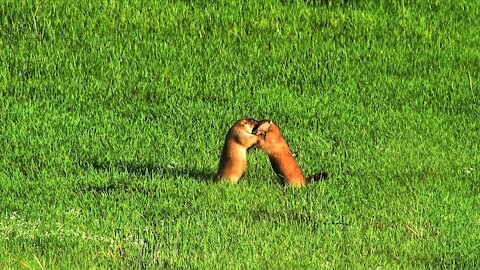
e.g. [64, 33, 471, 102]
[0, 0, 479, 268]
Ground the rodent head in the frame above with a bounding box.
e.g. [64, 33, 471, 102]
[237, 118, 258, 134]
[253, 120, 274, 151]
[253, 120, 273, 135]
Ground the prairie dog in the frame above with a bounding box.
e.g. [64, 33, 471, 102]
[255, 120, 327, 187]
[216, 118, 259, 184]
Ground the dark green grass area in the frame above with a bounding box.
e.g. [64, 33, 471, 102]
[1, 0, 479, 268]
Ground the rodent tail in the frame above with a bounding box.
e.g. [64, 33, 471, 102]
[306, 172, 328, 183]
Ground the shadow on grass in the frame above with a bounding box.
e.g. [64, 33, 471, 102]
[80, 160, 215, 194]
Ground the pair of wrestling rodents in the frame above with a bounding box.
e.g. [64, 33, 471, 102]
[216, 118, 327, 187]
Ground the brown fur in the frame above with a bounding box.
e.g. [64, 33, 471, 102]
[255, 120, 327, 187]
[216, 118, 259, 184]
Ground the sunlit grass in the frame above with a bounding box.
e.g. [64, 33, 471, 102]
[1, 0, 479, 268]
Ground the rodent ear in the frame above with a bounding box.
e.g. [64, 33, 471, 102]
[264, 121, 273, 130]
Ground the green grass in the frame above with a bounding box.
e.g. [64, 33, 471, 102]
[1, 0, 479, 268]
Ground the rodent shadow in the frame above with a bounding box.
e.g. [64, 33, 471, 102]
[83, 160, 215, 183]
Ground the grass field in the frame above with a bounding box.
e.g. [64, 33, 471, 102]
[1, 0, 479, 268]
